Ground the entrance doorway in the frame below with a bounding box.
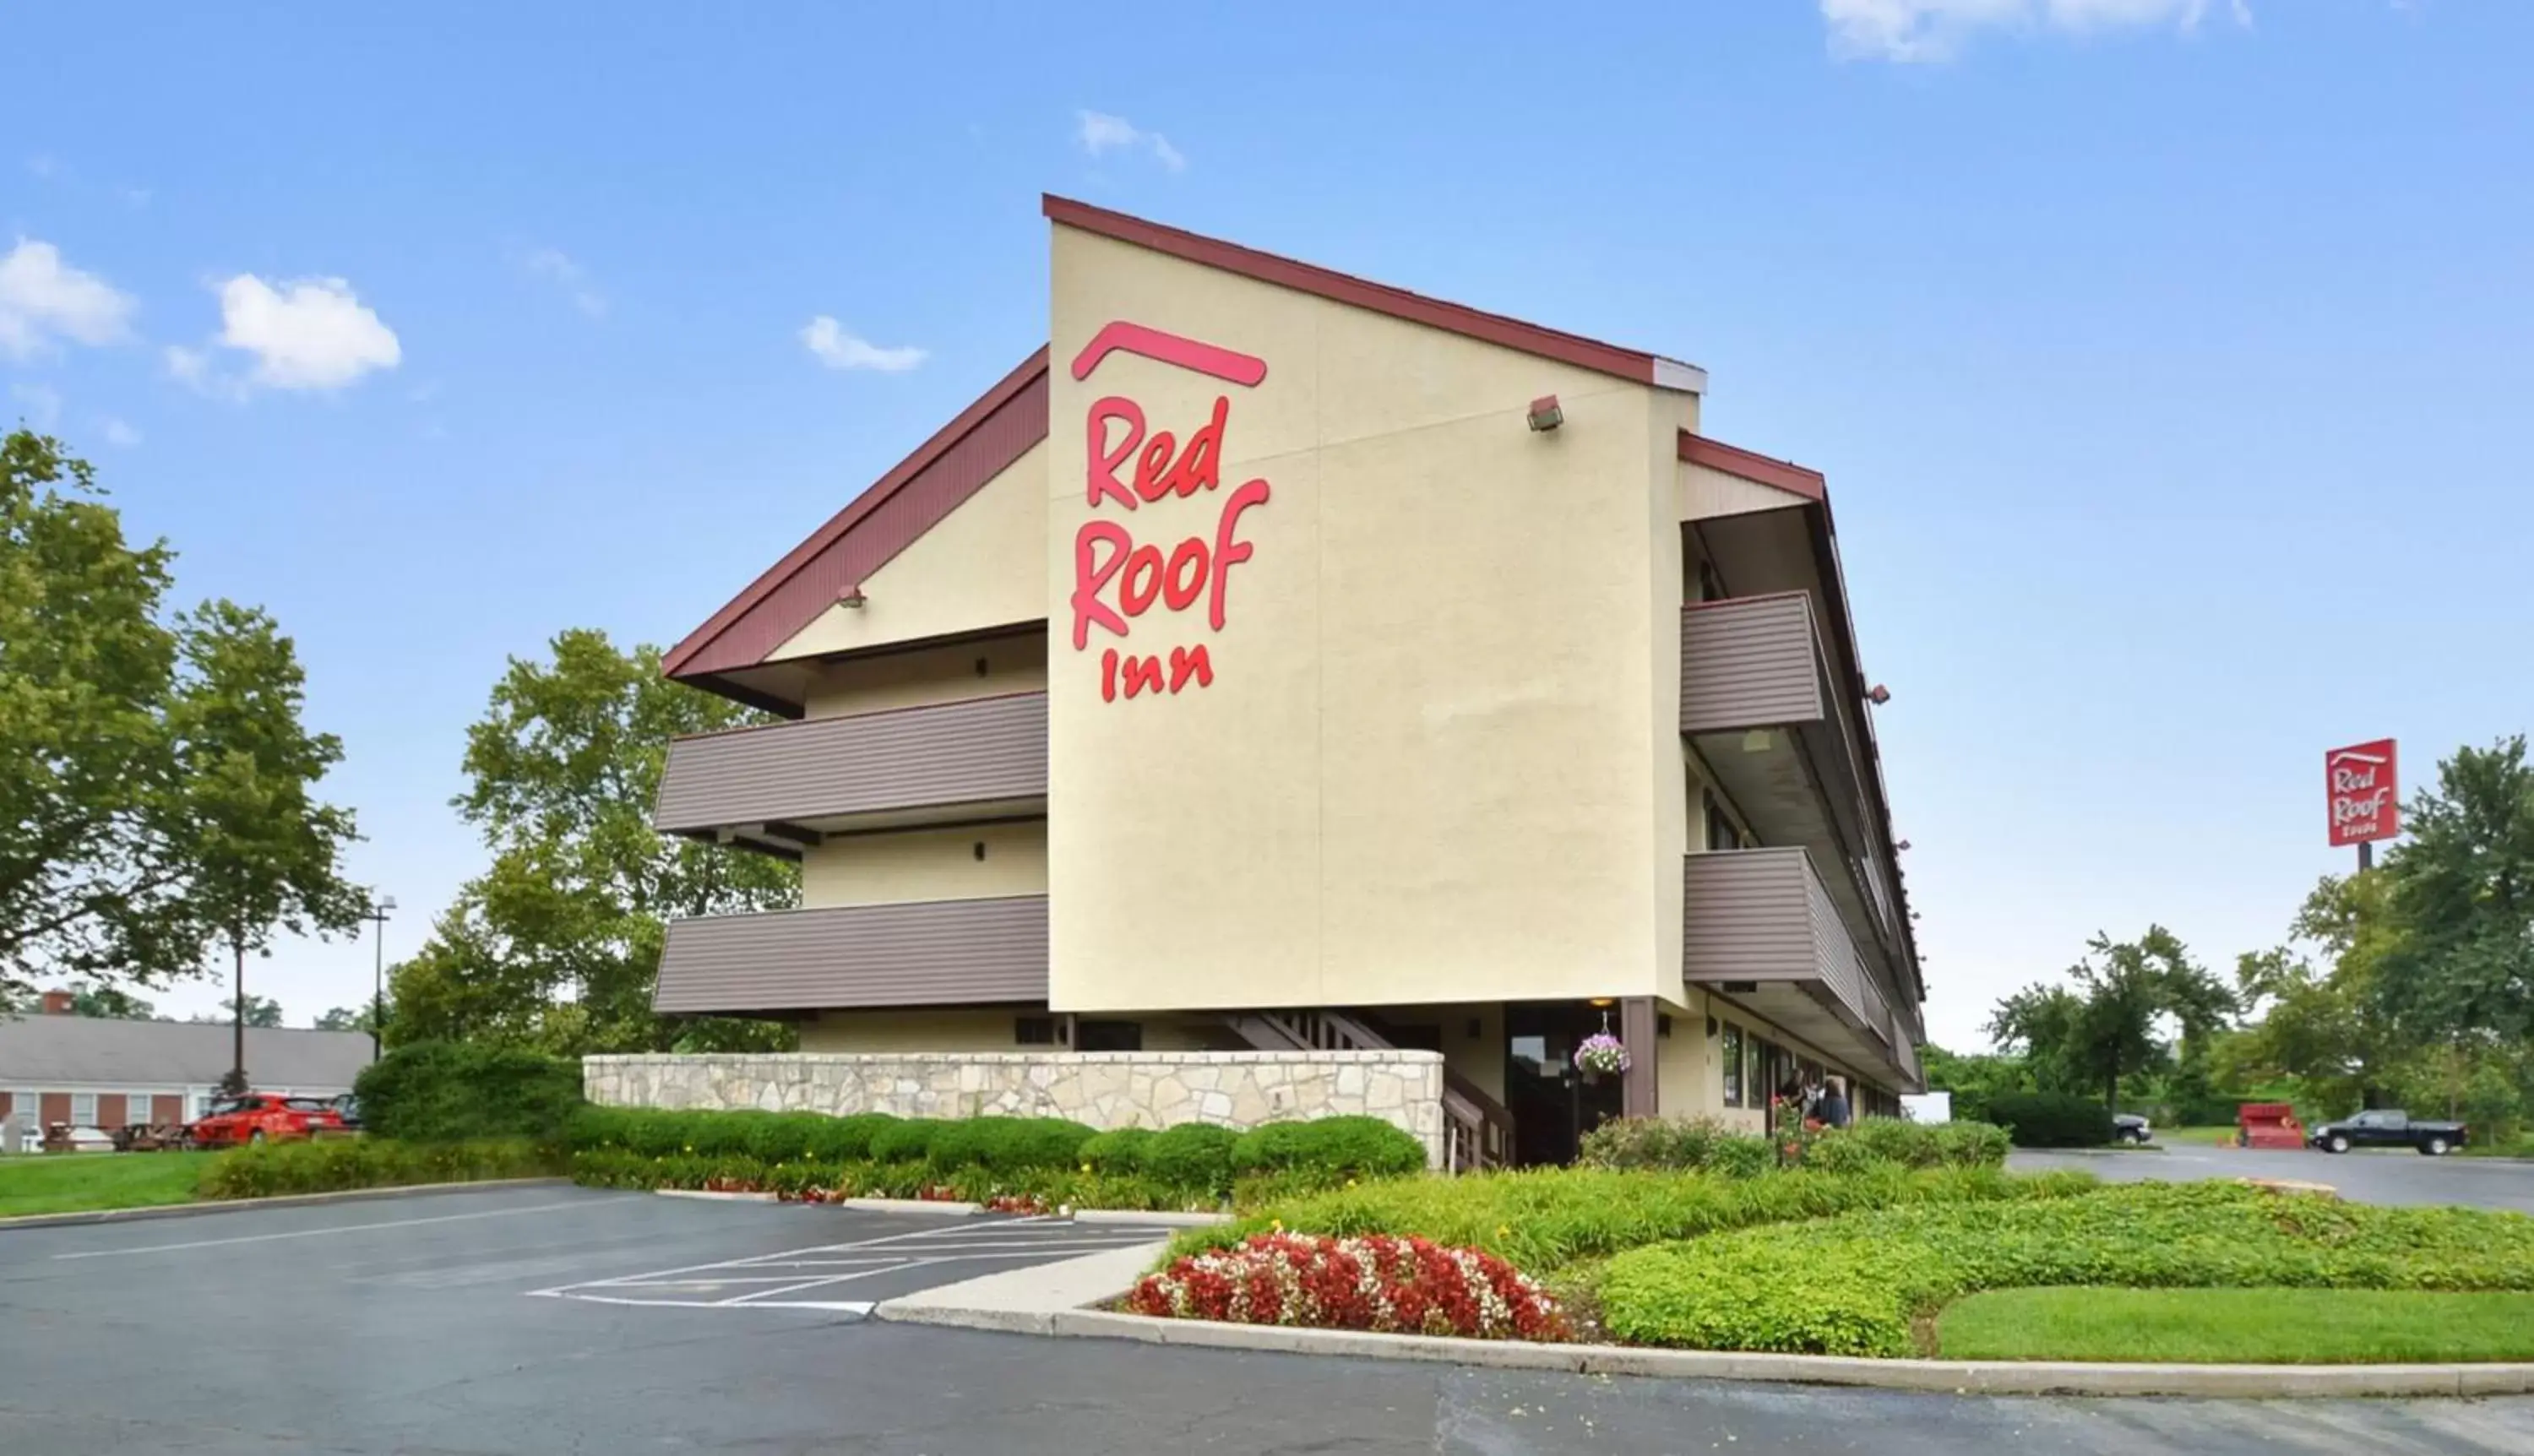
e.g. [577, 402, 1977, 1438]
[1504, 1002, 1624, 1165]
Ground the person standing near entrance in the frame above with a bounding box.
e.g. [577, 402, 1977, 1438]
[1817, 1077, 1852, 1129]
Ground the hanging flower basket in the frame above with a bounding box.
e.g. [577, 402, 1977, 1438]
[1574, 1032, 1630, 1078]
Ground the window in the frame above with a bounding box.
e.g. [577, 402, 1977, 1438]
[1074, 1019, 1142, 1052]
[1014, 1016, 1058, 1046]
[1720, 1024, 1744, 1107]
[70, 1093, 97, 1127]
[129, 1093, 157, 1126]
[189, 1091, 215, 1120]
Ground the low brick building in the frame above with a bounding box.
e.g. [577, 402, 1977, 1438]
[0, 991, 372, 1139]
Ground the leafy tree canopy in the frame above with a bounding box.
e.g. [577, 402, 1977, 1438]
[188, 994, 283, 1029]
[386, 629, 797, 1056]
[1986, 926, 2236, 1113]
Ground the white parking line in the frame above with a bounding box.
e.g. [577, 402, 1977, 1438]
[53, 1200, 597, 1261]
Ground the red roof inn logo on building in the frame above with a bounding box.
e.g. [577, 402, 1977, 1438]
[2325, 738, 2400, 847]
[1068, 321, 1271, 704]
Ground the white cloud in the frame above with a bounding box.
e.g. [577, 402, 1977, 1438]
[798, 316, 926, 373]
[0, 239, 139, 359]
[171, 274, 401, 394]
[522, 247, 606, 318]
[1076, 110, 1187, 172]
[10, 382, 63, 429]
[97, 415, 140, 448]
[1820, 0, 2247, 61]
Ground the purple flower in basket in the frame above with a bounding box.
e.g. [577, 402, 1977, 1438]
[1574, 1031, 1630, 1077]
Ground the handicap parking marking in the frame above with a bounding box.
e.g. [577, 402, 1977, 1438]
[527, 1213, 1168, 1313]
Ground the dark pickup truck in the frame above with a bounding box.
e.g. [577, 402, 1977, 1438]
[2307, 1109, 2468, 1156]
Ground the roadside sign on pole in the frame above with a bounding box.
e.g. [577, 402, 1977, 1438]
[2325, 739, 2400, 847]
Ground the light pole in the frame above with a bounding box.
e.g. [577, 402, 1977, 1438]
[362, 895, 395, 1062]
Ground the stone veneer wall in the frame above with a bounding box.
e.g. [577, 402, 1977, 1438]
[582, 1050, 1448, 1168]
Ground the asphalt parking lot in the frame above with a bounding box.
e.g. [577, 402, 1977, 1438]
[2009, 1144, 2534, 1212]
[6, 1183, 2534, 1453]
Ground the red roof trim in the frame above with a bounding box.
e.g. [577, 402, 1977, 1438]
[662, 348, 1052, 680]
[1045, 194, 1699, 390]
[1677, 431, 1828, 504]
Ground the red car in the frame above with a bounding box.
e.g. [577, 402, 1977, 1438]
[184, 1093, 346, 1148]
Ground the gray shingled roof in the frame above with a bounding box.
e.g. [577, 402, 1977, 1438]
[0, 1016, 374, 1089]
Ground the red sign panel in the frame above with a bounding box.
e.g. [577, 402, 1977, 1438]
[2325, 739, 2399, 846]
[1067, 320, 1271, 704]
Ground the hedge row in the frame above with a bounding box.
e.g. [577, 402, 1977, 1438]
[198, 1138, 562, 1200]
[1983, 1092, 2117, 1148]
[1172, 1163, 2100, 1274]
[1597, 1181, 2534, 1357]
[1577, 1115, 2010, 1175]
[568, 1107, 1427, 1200]
[353, 1042, 582, 1144]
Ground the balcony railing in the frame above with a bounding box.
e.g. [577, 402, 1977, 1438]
[654, 691, 1047, 838]
[652, 895, 1049, 1016]
[1683, 848, 1919, 1091]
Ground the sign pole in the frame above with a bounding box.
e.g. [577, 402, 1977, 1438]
[2358, 839, 2373, 872]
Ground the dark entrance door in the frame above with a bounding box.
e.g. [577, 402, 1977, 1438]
[1504, 1002, 1625, 1165]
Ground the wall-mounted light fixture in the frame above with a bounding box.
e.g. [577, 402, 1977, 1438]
[1705, 1016, 1720, 1040]
[1526, 394, 1564, 432]
[1895, 839, 1912, 852]
[1866, 683, 1891, 704]
[838, 583, 867, 608]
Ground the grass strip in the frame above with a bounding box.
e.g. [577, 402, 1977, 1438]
[0, 1153, 217, 1218]
[1937, 1286, 2534, 1364]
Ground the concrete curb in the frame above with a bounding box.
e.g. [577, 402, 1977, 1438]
[1069, 1209, 1231, 1227]
[654, 1188, 779, 1203]
[835, 1196, 982, 1216]
[0, 1177, 569, 1232]
[876, 1241, 1167, 1334]
[1041, 1310, 2534, 1399]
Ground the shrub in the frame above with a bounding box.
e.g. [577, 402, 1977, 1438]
[926, 1116, 1097, 1173]
[1986, 1092, 2115, 1148]
[355, 1041, 582, 1144]
[868, 1117, 949, 1165]
[806, 1112, 902, 1163]
[1178, 1164, 2100, 1274]
[200, 1137, 559, 1199]
[1144, 1123, 1241, 1193]
[1596, 1182, 2534, 1357]
[1578, 1116, 1729, 1171]
[1698, 1136, 1774, 1179]
[1814, 1117, 2009, 1171]
[1231, 1116, 1425, 1181]
[1079, 1127, 1156, 1174]
[1128, 1232, 1569, 1341]
[1802, 1133, 1895, 1176]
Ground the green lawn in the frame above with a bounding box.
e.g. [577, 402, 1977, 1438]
[1938, 1287, 2534, 1363]
[0, 1153, 216, 1218]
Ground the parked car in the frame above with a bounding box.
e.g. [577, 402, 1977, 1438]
[2307, 1108, 2467, 1156]
[328, 1094, 363, 1132]
[183, 1094, 346, 1149]
[2112, 1113, 2154, 1144]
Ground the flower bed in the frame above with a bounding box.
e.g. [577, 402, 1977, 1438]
[1596, 1181, 2534, 1357]
[1128, 1231, 1569, 1341]
[1577, 1114, 2009, 1176]
[198, 1137, 560, 1200]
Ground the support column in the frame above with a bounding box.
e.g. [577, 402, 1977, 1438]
[1621, 997, 1660, 1120]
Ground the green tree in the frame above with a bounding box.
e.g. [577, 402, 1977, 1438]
[168, 600, 366, 1091]
[2376, 736, 2534, 1063]
[387, 630, 797, 1056]
[1987, 926, 2236, 1115]
[313, 1004, 372, 1033]
[1915, 1044, 2035, 1122]
[66, 981, 155, 1019]
[2229, 871, 2405, 1116]
[188, 994, 283, 1029]
[0, 431, 204, 1005]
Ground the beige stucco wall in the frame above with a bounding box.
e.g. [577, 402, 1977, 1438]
[1047, 225, 1679, 1013]
[798, 1007, 1034, 1054]
[770, 442, 1048, 663]
[786, 631, 1048, 721]
[799, 820, 1048, 908]
[1655, 991, 1716, 1122]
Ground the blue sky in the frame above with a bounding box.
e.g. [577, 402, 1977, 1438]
[4, 2, 2526, 1047]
